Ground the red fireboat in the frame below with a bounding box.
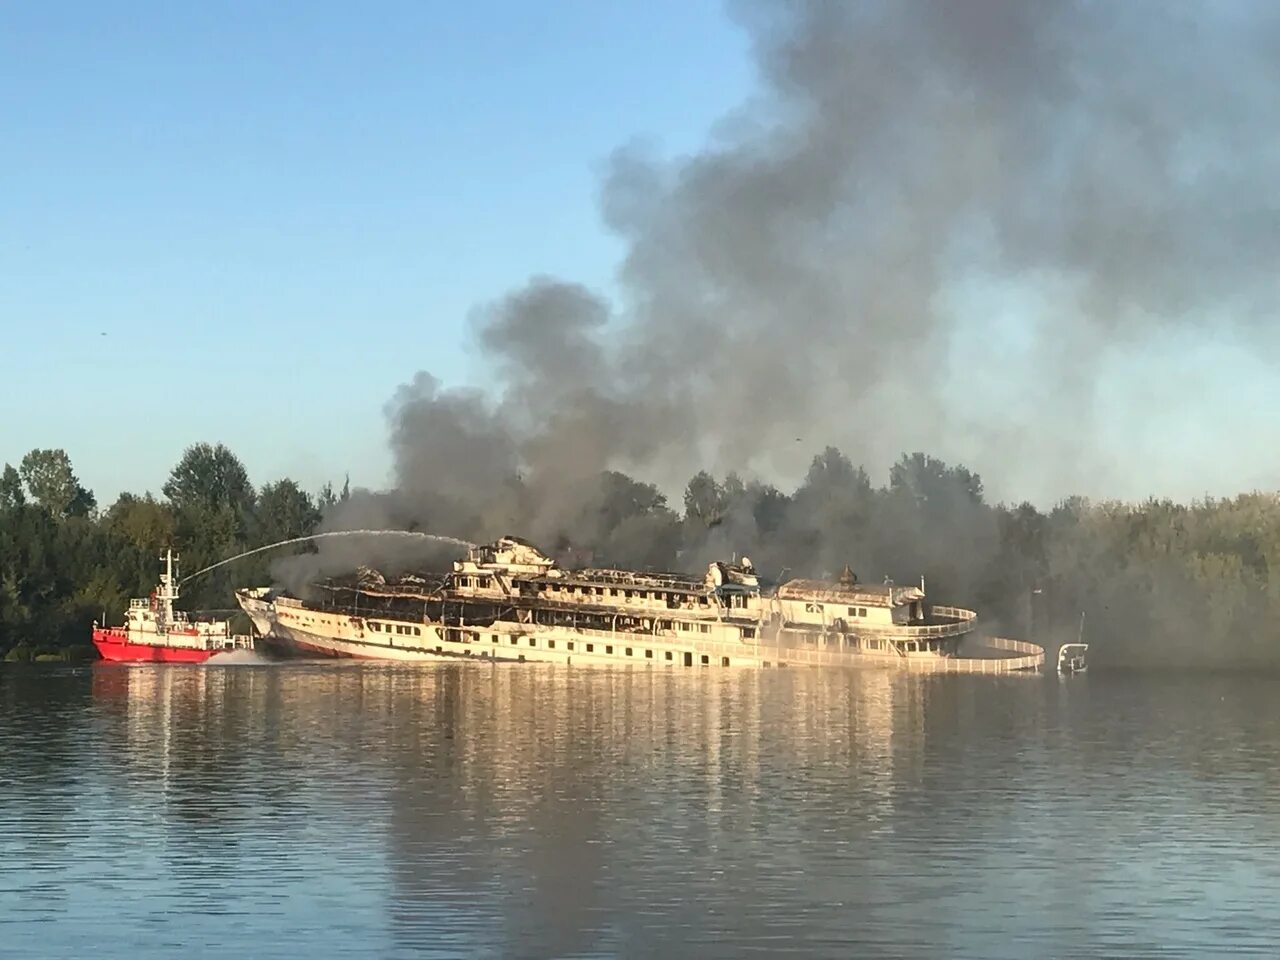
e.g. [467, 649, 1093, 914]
[91, 549, 254, 663]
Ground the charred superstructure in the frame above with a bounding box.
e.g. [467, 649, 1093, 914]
[236, 536, 1041, 671]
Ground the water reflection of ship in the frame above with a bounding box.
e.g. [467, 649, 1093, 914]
[371, 664, 928, 957]
[86, 661, 932, 955]
[89, 663, 278, 823]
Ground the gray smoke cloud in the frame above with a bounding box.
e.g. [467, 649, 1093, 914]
[310, 0, 1280, 582]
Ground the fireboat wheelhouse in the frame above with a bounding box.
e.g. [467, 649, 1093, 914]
[91, 550, 254, 663]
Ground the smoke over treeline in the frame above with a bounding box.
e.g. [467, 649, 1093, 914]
[306, 0, 1280, 667]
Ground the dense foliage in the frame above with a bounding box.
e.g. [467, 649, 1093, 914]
[0, 444, 324, 660]
[2, 443, 1277, 668]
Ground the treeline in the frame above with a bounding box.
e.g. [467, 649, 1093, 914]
[0, 444, 334, 659]
[3, 443, 1279, 668]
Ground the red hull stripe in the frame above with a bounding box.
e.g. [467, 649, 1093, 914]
[91, 628, 215, 664]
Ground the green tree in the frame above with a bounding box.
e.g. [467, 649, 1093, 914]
[317, 474, 352, 513]
[162, 444, 256, 608]
[0, 464, 25, 510]
[18, 449, 95, 518]
[683, 471, 727, 527]
[889, 452, 984, 507]
[105, 494, 177, 552]
[257, 479, 322, 544]
[163, 443, 255, 515]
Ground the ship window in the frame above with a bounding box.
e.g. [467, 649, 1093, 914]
[528, 637, 536, 647]
[511, 637, 518, 645]
[413, 627, 421, 636]
[806, 603, 820, 613]
[492, 635, 499, 643]
[721, 657, 730, 667]
[625, 647, 632, 656]
[610, 589, 618, 597]
[700, 655, 709, 665]
[742, 627, 756, 639]
[646, 649, 653, 659]
[698, 624, 709, 634]
[567, 641, 574, 651]
[586, 643, 594, 652]
[606, 645, 613, 654]
[548, 640, 555, 649]
[665, 651, 673, 661]
[859, 607, 868, 617]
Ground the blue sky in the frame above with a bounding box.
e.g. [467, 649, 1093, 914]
[1, 1, 752, 503]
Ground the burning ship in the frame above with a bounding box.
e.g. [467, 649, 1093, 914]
[92, 550, 255, 663]
[235, 536, 1043, 672]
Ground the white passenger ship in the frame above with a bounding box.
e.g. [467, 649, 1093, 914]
[236, 536, 1043, 672]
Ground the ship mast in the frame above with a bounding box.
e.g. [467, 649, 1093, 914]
[157, 548, 180, 630]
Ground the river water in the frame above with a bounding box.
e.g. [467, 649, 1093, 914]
[2, 661, 1278, 959]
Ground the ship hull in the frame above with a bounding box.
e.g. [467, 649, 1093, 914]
[242, 601, 1036, 672]
[92, 628, 218, 664]
[276, 629, 443, 661]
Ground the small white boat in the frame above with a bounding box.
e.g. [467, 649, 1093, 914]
[1057, 642, 1088, 674]
[1057, 612, 1088, 674]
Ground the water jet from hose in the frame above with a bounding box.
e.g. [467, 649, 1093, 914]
[180, 530, 473, 585]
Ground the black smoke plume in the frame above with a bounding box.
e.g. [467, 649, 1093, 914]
[292, 1, 1280, 666]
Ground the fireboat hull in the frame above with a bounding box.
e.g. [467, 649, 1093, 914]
[92, 628, 219, 664]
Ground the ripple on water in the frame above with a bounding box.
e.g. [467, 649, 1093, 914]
[2, 662, 1280, 958]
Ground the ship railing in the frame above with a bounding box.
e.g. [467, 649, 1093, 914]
[636, 632, 1043, 673]
[853, 607, 977, 641]
[210, 634, 255, 651]
[568, 568, 707, 589]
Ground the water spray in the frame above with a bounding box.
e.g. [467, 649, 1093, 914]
[179, 530, 473, 585]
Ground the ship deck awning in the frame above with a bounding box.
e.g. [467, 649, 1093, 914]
[528, 573, 709, 597]
[775, 579, 925, 608]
